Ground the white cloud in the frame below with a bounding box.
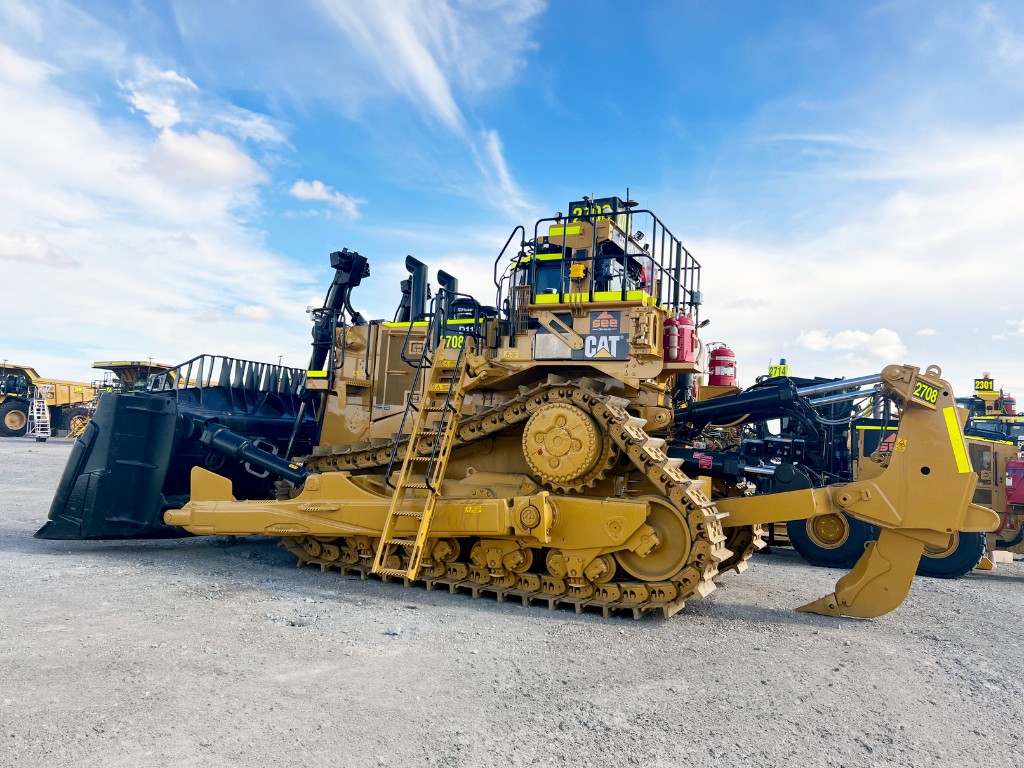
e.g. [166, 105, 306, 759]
[215, 107, 288, 145]
[0, 232, 76, 266]
[993, 319, 1024, 340]
[796, 329, 907, 360]
[683, 122, 1024, 395]
[235, 305, 272, 321]
[0, 41, 317, 379]
[0, 43, 56, 86]
[289, 179, 363, 219]
[123, 62, 197, 129]
[121, 59, 287, 144]
[150, 129, 265, 189]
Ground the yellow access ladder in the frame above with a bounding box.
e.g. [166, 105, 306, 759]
[372, 333, 475, 580]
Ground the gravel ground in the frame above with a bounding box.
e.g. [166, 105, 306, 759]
[2, 436, 1023, 767]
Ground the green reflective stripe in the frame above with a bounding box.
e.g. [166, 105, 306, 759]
[549, 225, 582, 236]
[512, 253, 567, 268]
[533, 290, 655, 305]
[943, 406, 972, 474]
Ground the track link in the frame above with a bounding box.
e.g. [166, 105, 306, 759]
[285, 376, 731, 618]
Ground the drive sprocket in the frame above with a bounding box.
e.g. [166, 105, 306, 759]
[521, 402, 617, 493]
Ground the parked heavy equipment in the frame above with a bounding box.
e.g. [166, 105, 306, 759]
[960, 373, 1022, 446]
[728, 368, 1023, 578]
[92, 360, 176, 394]
[786, 418, 1020, 578]
[0, 363, 96, 437]
[36, 197, 997, 619]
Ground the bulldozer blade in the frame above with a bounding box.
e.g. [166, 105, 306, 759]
[35, 393, 184, 540]
[798, 528, 926, 618]
[36, 379, 317, 540]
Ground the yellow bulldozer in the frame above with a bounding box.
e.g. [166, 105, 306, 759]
[37, 197, 998, 619]
[0, 363, 96, 437]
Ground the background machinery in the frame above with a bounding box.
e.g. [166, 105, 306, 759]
[0, 363, 96, 438]
[720, 368, 1023, 578]
[92, 360, 176, 395]
[36, 197, 997, 619]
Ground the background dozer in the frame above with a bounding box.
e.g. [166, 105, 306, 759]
[37, 197, 997, 618]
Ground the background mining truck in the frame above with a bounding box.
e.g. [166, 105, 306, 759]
[37, 198, 997, 619]
[92, 360, 176, 395]
[0, 362, 96, 437]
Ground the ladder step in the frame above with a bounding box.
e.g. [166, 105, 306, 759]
[392, 509, 424, 518]
[404, 482, 430, 489]
[375, 567, 410, 578]
[385, 538, 419, 547]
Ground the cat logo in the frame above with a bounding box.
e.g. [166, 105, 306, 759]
[584, 335, 622, 358]
[592, 311, 618, 330]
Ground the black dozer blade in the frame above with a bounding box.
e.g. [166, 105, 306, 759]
[37, 369, 318, 540]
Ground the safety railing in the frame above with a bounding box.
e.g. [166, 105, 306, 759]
[148, 354, 307, 402]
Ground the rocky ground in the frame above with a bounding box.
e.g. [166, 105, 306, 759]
[1, 436, 1022, 767]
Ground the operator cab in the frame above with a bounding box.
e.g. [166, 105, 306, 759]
[501, 195, 700, 319]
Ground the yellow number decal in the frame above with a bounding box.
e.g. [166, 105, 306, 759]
[912, 381, 939, 404]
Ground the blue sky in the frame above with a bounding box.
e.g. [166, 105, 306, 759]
[1, 1, 1022, 398]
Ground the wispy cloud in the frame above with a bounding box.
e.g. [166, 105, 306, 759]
[470, 129, 532, 219]
[314, 0, 543, 132]
[312, 0, 542, 212]
[121, 59, 288, 144]
[975, 3, 1024, 71]
[289, 179, 363, 220]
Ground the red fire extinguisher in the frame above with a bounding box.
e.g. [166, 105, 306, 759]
[664, 315, 698, 363]
[664, 316, 680, 361]
[676, 315, 696, 363]
[708, 344, 737, 387]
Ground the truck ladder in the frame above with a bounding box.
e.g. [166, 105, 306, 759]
[372, 334, 475, 580]
[26, 387, 51, 441]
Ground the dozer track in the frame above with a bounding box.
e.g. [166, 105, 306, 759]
[281, 375, 732, 618]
